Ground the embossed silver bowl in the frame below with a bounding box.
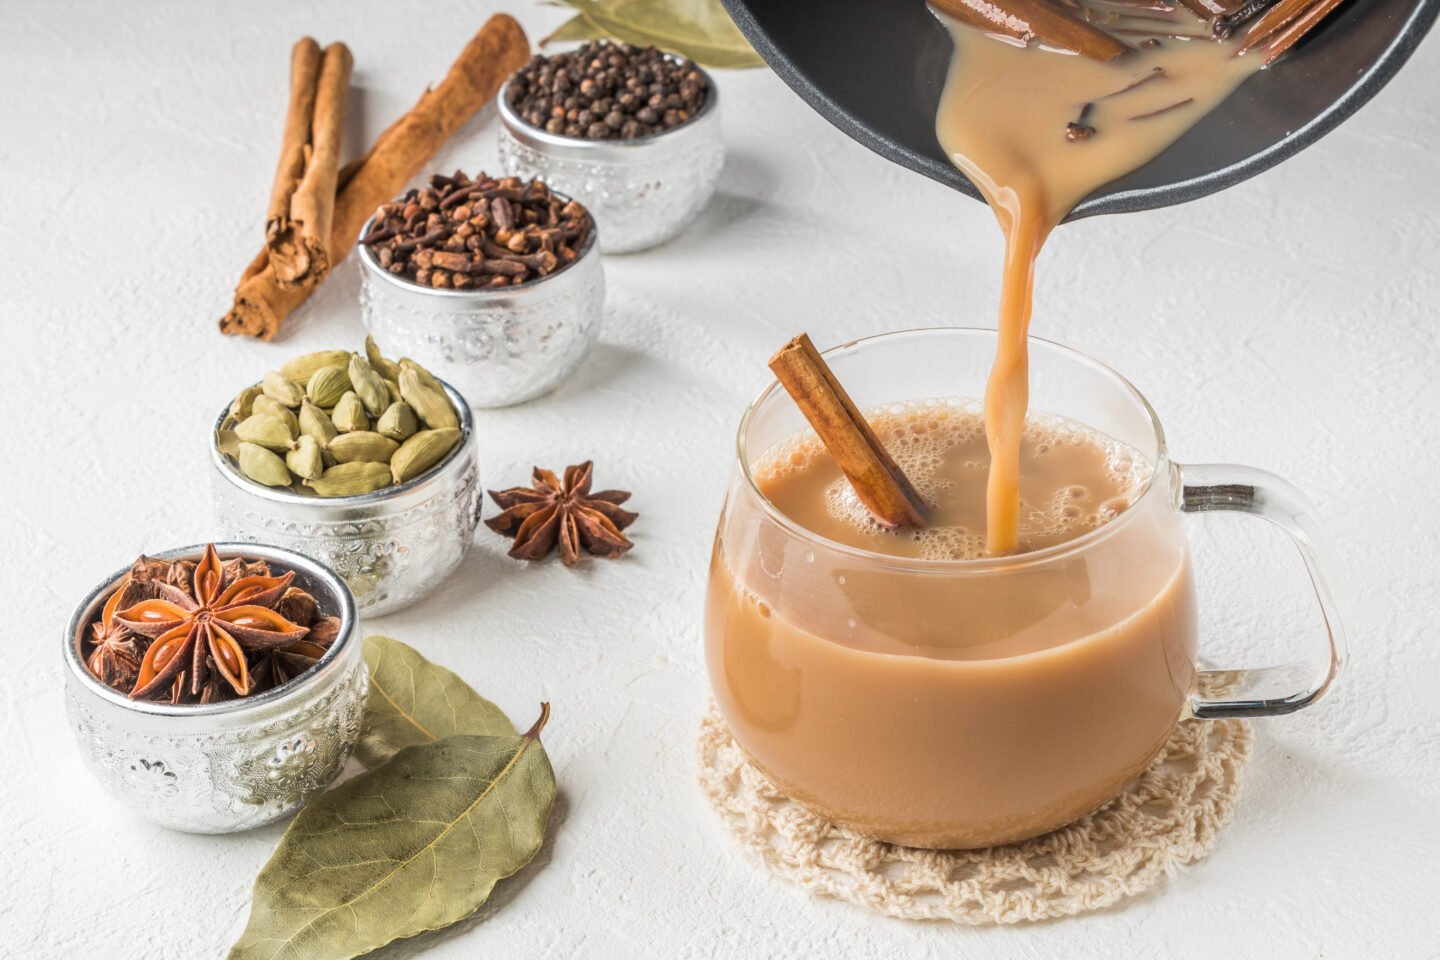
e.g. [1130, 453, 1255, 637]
[496, 63, 724, 254]
[358, 214, 605, 408]
[210, 382, 481, 616]
[63, 543, 367, 834]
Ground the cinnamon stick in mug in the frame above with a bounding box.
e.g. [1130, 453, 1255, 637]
[768, 335, 930, 529]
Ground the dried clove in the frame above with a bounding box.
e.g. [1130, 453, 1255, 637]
[362, 173, 592, 290]
[1066, 102, 1097, 141]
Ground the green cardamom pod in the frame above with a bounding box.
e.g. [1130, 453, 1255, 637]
[307, 364, 352, 408]
[262, 371, 306, 408]
[365, 335, 403, 382]
[306, 461, 393, 497]
[215, 428, 241, 458]
[280, 349, 354, 385]
[390, 428, 462, 484]
[384, 378, 402, 406]
[252, 395, 300, 438]
[236, 413, 297, 452]
[239, 441, 294, 487]
[399, 357, 445, 392]
[286, 435, 325, 481]
[348, 355, 390, 417]
[329, 431, 401, 464]
[376, 401, 419, 441]
[298, 398, 339, 448]
[332, 391, 369, 433]
[399, 364, 459, 430]
[230, 385, 262, 421]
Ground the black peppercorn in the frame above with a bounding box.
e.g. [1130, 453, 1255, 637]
[507, 40, 710, 141]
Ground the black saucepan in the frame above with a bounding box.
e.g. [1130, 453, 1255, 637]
[720, 0, 1438, 219]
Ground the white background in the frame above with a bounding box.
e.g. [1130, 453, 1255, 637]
[4, 2, 1438, 957]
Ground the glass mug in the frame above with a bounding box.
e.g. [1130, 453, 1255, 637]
[704, 328, 1344, 850]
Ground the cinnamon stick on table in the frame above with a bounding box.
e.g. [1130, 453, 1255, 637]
[220, 14, 530, 340]
[268, 41, 353, 289]
[264, 38, 321, 244]
[769, 335, 930, 530]
[930, 0, 1133, 60]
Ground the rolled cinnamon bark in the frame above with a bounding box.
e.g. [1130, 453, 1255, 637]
[221, 14, 530, 340]
[930, 0, 1133, 60]
[269, 42, 353, 288]
[264, 38, 321, 244]
[1238, 0, 1342, 60]
[769, 334, 930, 530]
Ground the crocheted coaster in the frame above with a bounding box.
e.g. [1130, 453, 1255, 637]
[698, 703, 1252, 924]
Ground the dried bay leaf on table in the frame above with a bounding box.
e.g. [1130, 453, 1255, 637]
[544, 0, 765, 69]
[228, 706, 557, 960]
[356, 634, 515, 769]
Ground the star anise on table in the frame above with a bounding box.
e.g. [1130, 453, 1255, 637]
[115, 544, 308, 701]
[485, 461, 637, 566]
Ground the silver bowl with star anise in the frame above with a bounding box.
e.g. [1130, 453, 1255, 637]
[62, 543, 367, 834]
[209, 380, 482, 616]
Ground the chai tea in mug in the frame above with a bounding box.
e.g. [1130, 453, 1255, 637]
[705, 330, 1341, 848]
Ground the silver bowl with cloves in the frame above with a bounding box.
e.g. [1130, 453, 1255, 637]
[210, 345, 482, 616]
[357, 173, 605, 408]
[497, 42, 724, 253]
[62, 543, 366, 834]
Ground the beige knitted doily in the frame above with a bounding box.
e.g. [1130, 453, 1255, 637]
[698, 703, 1252, 924]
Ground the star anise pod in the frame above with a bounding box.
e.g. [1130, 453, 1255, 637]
[251, 639, 330, 693]
[86, 578, 148, 691]
[250, 611, 340, 693]
[485, 461, 637, 565]
[274, 586, 320, 627]
[115, 544, 308, 701]
[222, 555, 272, 585]
[167, 559, 196, 590]
[129, 555, 173, 583]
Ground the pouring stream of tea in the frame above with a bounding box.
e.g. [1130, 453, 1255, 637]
[935, 19, 1261, 553]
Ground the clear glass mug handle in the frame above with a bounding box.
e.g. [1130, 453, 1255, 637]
[1179, 463, 1347, 720]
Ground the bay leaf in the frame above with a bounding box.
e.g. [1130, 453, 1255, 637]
[543, 0, 765, 69]
[355, 634, 515, 769]
[228, 706, 556, 960]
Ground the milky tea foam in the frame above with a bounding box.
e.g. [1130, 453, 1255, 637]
[754, 398, 1150, 561]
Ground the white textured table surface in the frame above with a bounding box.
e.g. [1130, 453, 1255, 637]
[5, 2, 1439, 957]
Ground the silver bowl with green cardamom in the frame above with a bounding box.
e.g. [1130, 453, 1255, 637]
[210, 381, 481, 617]
[63, 543, 366, 834]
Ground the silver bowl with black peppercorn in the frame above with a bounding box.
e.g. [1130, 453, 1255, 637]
[497, 43, 724, 254]
[62, 543, 367, 834]
[356, 175, 605, 408]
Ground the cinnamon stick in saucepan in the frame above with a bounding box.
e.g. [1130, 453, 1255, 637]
[930, 0, 1133, 60]
[269, 41, 353, 289]
[1238, 0, 1346, 61]
[769, 335, 930, 530]
[1174, 0, 1248, 19]
[220, 14, 530, 340]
